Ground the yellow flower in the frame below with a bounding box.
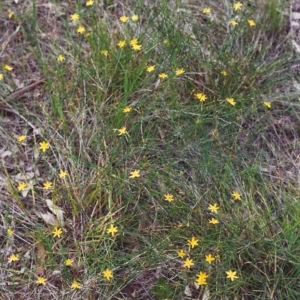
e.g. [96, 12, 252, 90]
[117, 40, 126, 48]
[233, 2, 243, 11]
[39, 141, 50, 152]
[226, 270, 238, 281]
[221, 70, 228, 76]
[123, 106, 132, 113]
[194, 92, 207, 102]
[120, 16, 129, 23]
[196, 271, 208, 285]
[177, 249, 186, 258]
[70, 13, 80, 21]
[57, 55, 65, 62]
[8, 11, 14, 19]
[164, 193, 174, 202]
[7, 228, 14, 237]
[100, 50, 108, 56]
[4, 65, 13, 71]
[65, 258, 74, 266]
[52, 227, 62, 238]
[131, 15, 139, 21]
[17, 182, 27, 191]
[0, 73, 3, 81]
[86, 0, 94, 6]
[129, 170, 140, 178]
[130, 38, 139, 46]
[118, 126, 127, 136]
[209, 218, 219, 224]
[248, 19, 256, 27]
[77, 26, 85, 34]
[226, 98, 236, 106]
[71, 280, 81, 289]
[175, 68, 185, 76]
[132, 44, 142, 51]
[183, 258, 194, 268]
[231, 191, 241, 200]
[8, 253, 19, 263]
[229, 20, 238, 26]
[36, 277, 46, 285]
[107, 224, 118, 237]
[205, 254, 215, 264]
[146, 65, 155, 72]
[163, 39, 169, 45]
[103, 268, 113, 280]
[187, 236, 198, 248]
[43, 181, 53, 190]
[208, 203, 219, 213]
[158, 73, 168, 79]
[264, 101, 271, 109]
[59, 170, 68, 178]
[203, 7, 211, 14]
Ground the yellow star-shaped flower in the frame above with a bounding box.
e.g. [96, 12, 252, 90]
[233, 2, 243, 11]
[196, 271, 208, 285]
[107, 224, 118, 237]
[0, 73, 3, 81]
[70, 13, 80, 21]
[65, 258, 74, 266]
[175, 68, 185, 76]
[226, 270, 238, 281]
[208, 203, 219, 213]
[77, 26, 85, 34]
[229, 20, 238, 26]
[205, 254, 215, 264]
[177, 249, 186, 258]
[129, 170, 140, 178]
[103, 268, 113, 280]
[209, 218, 219, 224]
[36, 277, 46, 285]
[248, 19, 256, 27]
[203, 7, 211, 14]
[52, 227, 62, 238]
[17, 135, 26, 143]
[231, 191, 241, 200]
[43, 181, 53, 190]
[187, 236, 198, 248]
[57, 55, 65, 62]
[158, 73, 168, 79]
[183, 258, 194, 268]
[8, 11, 14, 19]
[17, 182, 27, 191]
[4, 65, 13, 71]
[146, 65, 155, 72]
[86, 0, 94, 6]
[226, 97, 236, 106]
[118, 126, 127, 136]
[132, 44, 142, 51]
[131, 15, 139, 21]
[8, 253, 19, 263]
[120, 16, 129, 23]
[194, 93, 207, 102]
[59, 170, 68, 178]
[39, 141, 50, 152]
[7, 228, 14, 237]
[123, 106, 132, 113]
[100, 50, 108, 56]
[71, 280, 81, 289]
[221, 70, 228, 76]
[164, 193, 174, 202]
[117, 40, 126, 48]
[264, 101, 271, 109]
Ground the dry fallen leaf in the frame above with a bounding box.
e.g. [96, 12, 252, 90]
[45, 199, 64, 226]
[38, 211, 59, 226]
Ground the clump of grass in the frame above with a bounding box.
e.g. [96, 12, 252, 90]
[0, 0, 299, 299]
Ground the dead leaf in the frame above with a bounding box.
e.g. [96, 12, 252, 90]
[37, 211, 59, 226]
[45, 199, 64, 226]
